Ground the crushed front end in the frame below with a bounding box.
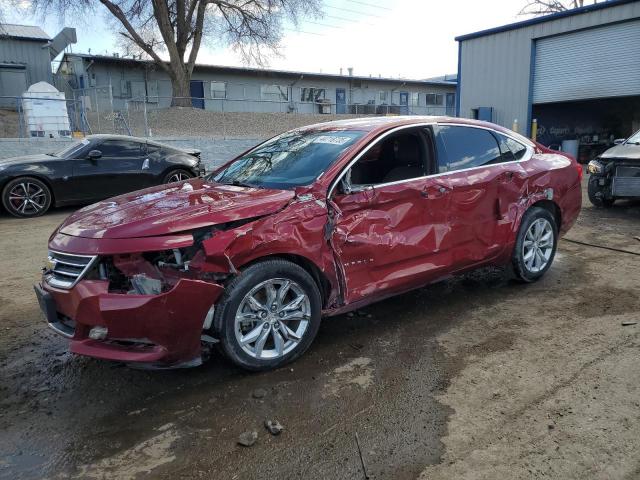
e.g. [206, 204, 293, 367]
[36, 231, 226, 368]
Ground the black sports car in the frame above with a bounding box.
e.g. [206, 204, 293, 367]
[587, 129, 640, 207]
[0, 135, 206, 218]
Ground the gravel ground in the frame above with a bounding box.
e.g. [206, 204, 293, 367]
[0, 178, 639, 479]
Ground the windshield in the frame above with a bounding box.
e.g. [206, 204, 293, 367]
[210, 129, 365, 189]
[627, 130, 640, 145]
[54, 139, 90, 158]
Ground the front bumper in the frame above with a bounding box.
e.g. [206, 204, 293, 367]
[37, 278, 224, 366]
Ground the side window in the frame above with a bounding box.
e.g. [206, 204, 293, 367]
[98, 140, 142, 159]
[495, 133, 528, 162]
[436, 126, 501, 172]
[348, 130, 430, 187]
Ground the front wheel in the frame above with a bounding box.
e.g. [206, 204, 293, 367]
[162, 169, 193, 184]
[588, 177, 614, 208]
[512, 206, 558, 283]
[2, 177, 52, 218]
[213, 259, 322, 371]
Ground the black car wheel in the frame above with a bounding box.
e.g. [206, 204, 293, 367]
[213, 259, 322, 371]
[512, 206, 558, 283]
[163, 169, 193, 184]
[587, 176, 614, 208]
[2, 177, 52, 218]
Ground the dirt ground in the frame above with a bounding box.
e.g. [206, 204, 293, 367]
[0, 179, 639, 480]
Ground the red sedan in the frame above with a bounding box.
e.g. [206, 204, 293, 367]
[35, 117, 582, 370]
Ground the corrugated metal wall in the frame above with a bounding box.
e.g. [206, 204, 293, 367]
[0, 38, 52, 92]
[458, 1, 640, 135]
[533, 19, 640, 103]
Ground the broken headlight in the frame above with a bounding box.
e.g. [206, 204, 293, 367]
[587, 160, 603, 175]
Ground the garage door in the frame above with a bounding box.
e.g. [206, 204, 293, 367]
[533, 19, 640, 104]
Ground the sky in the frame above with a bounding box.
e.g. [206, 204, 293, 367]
[3, 0, 530, 79]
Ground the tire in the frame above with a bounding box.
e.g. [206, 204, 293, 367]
[162, 169, 193, 184]
[512, 206, 558, 283]
[2, 177, 52, 218]
[588, 176, 614, 208]
[213, 259, 322, 371]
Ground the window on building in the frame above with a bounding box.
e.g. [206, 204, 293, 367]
[261, 84, 289, 101]
[425, 93, 443, 105]
[410, 92, 420, 107]
[210, 81, 226, 99]
[300, 87, 326, 102]
[435, 126, 502, 172]
[378, 91, 388, 103]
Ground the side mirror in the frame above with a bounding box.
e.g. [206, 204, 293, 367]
[613, 138, 626, 145]
[88, 149, 102, 160]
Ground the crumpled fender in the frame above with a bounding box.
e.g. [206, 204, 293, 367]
[196, 198, 341, 307]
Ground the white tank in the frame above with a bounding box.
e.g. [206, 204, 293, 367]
[21, 82, 72, 138]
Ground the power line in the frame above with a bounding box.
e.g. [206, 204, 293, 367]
[284, 28, 325, 37]
[325, 14, 375, 26]
[346, 0, 392, 10]
[306, 20, 341, 29]
[325, 4, 384, 18]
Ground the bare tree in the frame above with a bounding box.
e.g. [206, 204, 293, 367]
[519, 0, 602, 16]
[25, 0, 321, 106]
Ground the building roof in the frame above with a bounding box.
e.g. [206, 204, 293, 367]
[61, 52, 457, 87]
[0, 23, 50, 41]
[455, 0, 638, 42]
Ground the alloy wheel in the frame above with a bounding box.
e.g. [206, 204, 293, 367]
[522, 218, 554, 273]
[167, 171, 190, 183]
[234, 278, 311, 360]
[8, 182, 47, 215]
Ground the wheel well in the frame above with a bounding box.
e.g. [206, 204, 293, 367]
[242, 254, 332, 308]
[161, 166, 195, 179]
[2, 175, 56, 205]
[532, 200, 561, 229]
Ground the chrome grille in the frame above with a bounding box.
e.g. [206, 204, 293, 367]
[46, 251, 97, 289]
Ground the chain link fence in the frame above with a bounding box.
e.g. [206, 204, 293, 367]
[1, 92, 454, 139]
[124, 96, 453, 139]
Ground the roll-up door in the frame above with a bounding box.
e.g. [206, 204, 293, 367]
[533, 20, 640, 104]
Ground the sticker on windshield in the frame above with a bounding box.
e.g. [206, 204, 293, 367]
[313, 135, 353, 145]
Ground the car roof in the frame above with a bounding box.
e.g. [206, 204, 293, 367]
[298, 116, 533, 145]
[86, 134, 149, 143]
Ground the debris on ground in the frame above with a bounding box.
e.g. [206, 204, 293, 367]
[251, 388, 267, 399]
[621, 321, 637, 326]
[238, 431, 258, 447]
[355, 432, 370, 479]
[264, 419, 284, 436]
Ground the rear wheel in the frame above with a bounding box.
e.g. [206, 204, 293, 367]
[2, 177, 52, 218]
[512, 206, 558, 283]
[588, 176, 614, 208]
[213, 259, 322, 371]
[163, 169, 193, 184]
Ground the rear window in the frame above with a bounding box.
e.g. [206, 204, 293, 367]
[436, 126, 501, 173]
[495, 133, 529, 162]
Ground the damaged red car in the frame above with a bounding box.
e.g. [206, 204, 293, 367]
[35, 117, 582, 370]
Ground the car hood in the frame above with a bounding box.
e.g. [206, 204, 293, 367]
[600, 144, 640, 161]
[58, 178, 296, 239]
[0, 154, 58, 167]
